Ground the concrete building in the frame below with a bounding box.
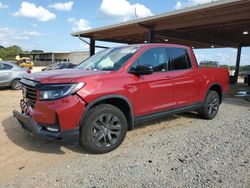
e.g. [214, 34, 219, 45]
[21, 51, 89, 66]
[69, 51, 89, 66]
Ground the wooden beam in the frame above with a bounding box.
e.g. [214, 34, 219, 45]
[157, 30, 238, 47]
[93, 26, 146, 40]
[98, 38, 129, 44]
[153, 4, 250, 31]
[177, 19, 250, 33]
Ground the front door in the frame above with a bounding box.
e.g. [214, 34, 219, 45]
[129, 47, 175, 117]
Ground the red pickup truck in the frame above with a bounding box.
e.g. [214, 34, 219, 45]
[13, 44, 229, 153]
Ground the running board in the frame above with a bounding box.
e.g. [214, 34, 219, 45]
[134, 103, 203, 124]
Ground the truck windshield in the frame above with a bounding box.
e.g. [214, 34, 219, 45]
[77, 46, 139, 71]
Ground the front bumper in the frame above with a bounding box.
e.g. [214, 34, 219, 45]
[13, 110, 79, 143]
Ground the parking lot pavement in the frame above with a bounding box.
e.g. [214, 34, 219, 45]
[0, 89, 249, 187]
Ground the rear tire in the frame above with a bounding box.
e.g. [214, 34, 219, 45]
[198, 90, 220, 120]
[80, 104, 127, 154]
[11, 79, 22, 90]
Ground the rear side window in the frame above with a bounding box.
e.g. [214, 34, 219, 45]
[134, 47, 168, 72]
[0, 63, 13, 70]
[167, 48, 192, 70]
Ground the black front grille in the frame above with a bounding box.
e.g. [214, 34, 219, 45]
[21, 79, 38, 108]
[25, 85, 37, 107]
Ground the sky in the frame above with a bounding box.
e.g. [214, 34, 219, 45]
[0, 0, 249, 65]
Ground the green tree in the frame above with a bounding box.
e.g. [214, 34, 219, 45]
[0, 45, 45, 60]
[31, 50, 44, 53]
[0, 45, 22, 60]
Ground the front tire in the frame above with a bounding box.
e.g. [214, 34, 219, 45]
[11, 79, 22, 90]
[80, 104, 127, 154]
[198, 90, 220, 119]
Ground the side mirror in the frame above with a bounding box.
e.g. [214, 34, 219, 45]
[129, 64, 154, 76]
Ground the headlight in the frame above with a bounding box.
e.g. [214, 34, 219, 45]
[39, 82, 85, 100]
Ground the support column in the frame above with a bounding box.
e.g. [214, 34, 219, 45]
[148, 27, 155, 43]
[234, 45, 242, 83]
[51, 53, 55, 64]
[90, 37, 95, 56]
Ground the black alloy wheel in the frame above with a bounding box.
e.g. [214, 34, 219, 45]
[80, 104, 127, 154]
[207, 93, 219, 116]
[92, 113, 122, 147]
[198, 90, 220, 119]
[11, 79, 22, 90]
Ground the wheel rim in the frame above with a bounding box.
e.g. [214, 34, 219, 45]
[91, 113, 122, 148]
[207, 94, 219, 115]
[13, 80, 22, 89]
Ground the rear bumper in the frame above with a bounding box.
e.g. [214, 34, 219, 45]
[13, 110, 79, 143]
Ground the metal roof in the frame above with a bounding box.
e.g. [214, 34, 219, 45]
[72, 0, 250, 48]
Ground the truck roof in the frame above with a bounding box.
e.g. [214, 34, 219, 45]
[115, 43, 190, 49]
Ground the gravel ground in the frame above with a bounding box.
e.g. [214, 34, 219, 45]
[1, 97, 249, 188]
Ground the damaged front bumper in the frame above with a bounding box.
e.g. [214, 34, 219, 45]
[13, 110, 79, 143]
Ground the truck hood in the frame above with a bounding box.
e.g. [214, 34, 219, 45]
[24, 69, 109, 84]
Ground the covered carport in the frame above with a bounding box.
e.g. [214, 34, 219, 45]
[72, 0, 250, 82]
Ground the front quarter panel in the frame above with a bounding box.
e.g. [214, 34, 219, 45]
[11, 70, 27, 80]
[76, 72, 135, 110]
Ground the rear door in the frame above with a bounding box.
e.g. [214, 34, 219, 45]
[167, 47, 200, 107]
[130, 47, 175, 117]
[0, 63, 13, 86]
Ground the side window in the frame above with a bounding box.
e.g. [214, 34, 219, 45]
[0, 64, 4, 70]
[0, 63, 12, 70]
[167, 48, 192, 70]
[134, 47, 168, 72]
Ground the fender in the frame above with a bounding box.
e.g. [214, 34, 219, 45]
[79, 94, 135, 130]
[203, 82, 222, 103]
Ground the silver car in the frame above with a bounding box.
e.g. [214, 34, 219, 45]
[0, 62, 30, 89]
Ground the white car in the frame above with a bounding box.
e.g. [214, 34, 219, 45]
[0, 62, 31, 89]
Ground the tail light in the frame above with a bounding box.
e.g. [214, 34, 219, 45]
[27, 70, 31, 74]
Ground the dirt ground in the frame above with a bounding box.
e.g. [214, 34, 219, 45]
[0, 89, 80, 183]
[0, 88, 249, 187]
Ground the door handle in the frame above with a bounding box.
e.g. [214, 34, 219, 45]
[164, 76, 171, 80]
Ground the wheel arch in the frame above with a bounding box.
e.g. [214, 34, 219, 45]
[10, 78, 22, 89]
[206, 83, 222, 104]
[81, 95, 134, 131]
[11, 77, 22, 83]
[11, 77, 21, 81]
